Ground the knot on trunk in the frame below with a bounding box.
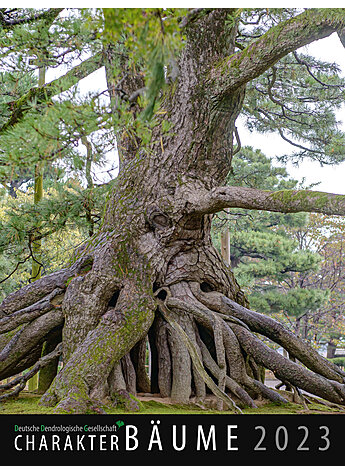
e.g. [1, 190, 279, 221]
[146, 206, 171, 230]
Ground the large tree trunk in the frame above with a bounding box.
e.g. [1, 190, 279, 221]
[1, 9, 345, 412]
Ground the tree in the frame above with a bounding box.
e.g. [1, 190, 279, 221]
[289, 214, 345, 351]
[217, 147, 330, 341]
[2, 8, 345, 412]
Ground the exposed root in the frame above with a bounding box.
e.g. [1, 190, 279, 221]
[162, 283, 345, 408]
[0, 288, 64, 335]
[304, 395, 345, 410]
[40, 277, 155, 411]
[230, 323, 345, 405]
[166, 310, 192, 403]
[0, 343, 62, 401]
[121, 353, 136, 395]
[0, 309, 63, 380]
[163, 291, 290, 405]
[1, 268, 344, 414]
[190, 282, 345, 382]
[0, 328, 24, 361]
[251, 380, 288, 404]
[213, 313, 226, 410]
[291, 385, 309, 409]
[108, 362, 126, 396]
[152, 314, 172, 398]
[181, 313, 206, 401]
[158, 301, 242, 413]
[131, 337, 151, 393]
[112, 389, 140, 412]
[197, 336, 257, 408]
[164, 292, 286, 404]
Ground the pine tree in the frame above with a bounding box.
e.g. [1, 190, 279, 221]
[2, 9, 345, 411]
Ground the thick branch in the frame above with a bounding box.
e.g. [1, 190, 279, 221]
[193, 186, 345, 217]
[0, 53, 103, 134]
[209, 9, 345, 95]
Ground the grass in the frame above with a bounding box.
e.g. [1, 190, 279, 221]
[0, 392, 344, 415]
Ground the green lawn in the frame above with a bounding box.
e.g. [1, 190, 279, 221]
[0, 392, 344, 415]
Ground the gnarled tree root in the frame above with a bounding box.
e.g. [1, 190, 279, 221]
[1, 272, 345, 413]
[0, 343, 62, 401]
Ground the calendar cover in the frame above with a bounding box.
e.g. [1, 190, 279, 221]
[1, 6, 345, 467]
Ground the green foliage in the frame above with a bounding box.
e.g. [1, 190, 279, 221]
[242, 52, 345, 165]
[0, 9, 100, 67]
[213, 146, 333, 341]
[0, 180, 109, 298]
[250, 288, 329, 318]
[228, 146, 299, 190]
[328, 356, 345, 368]
[0, 91, 109, 183]
[103, 8, 186, 120]
[297, 214, 345, 348]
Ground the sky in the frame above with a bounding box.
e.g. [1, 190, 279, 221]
[46, 10, 345, 193]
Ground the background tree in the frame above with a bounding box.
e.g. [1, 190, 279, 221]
[290, 214, 345, 352]
[215, 147, 329, 339]
[0, 8, 111, 298]
[2, 8, 345, 412]
[215, 148, 345, 355]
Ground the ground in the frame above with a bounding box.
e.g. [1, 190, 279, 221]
[1, 391, 344, 415]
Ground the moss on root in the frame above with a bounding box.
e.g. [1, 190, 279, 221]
[111, 389, 143, 412]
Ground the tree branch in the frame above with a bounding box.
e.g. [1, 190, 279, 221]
[0, 8, 63, 29]
[0, 52, 103, 134]
[208, 9, 345, 95]
[191, 186, 345, 217]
